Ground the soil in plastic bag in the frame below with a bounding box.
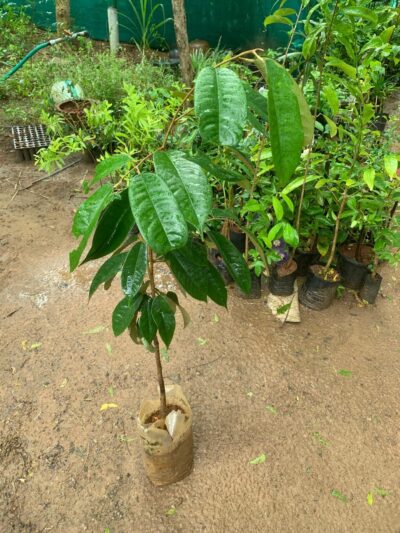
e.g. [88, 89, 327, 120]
[269, 260, 297, 296]
[299, 265, 341, 311]
[338, 244, 373, 290]
[137, 384, 193, 486]
[359, 272, 382, 304]
[235, 271, 261, 299]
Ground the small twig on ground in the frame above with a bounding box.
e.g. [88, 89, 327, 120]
[20, 158, 82, 191]
[3, 307, 22, 319]
[6, 171, 22, 207]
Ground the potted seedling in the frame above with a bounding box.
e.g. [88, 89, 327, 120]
[69, 52, 310, 483]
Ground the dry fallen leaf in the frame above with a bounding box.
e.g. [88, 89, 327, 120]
[83, 326, 107, 335]
[100, 403, 119, 411]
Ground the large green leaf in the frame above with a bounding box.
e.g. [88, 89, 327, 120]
[128, 173, 188, 255]
[208, 231, 251, 294]
[112, 294, 143, 337]
[265, 59, 304, 186]
[291, 80, 314, 146]
[167, 241, 227, 307]
[154, 151, 212, 231]
[70, 184, 114, 271]
[343, 6, 378, 24]
[151, 295, 175, 347]
[194, 67, 247, 146]
[138, 298, 157, 343]
[92, 154, 132, 186]
[121, 242, 147, 297]
[89, 252, 128, 299]
[83, 189, 135, 263]
[325, 57, 357, 79]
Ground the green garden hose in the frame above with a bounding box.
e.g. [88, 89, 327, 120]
[1, 30, 89, 82]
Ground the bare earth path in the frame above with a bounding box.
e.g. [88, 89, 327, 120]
[1, 135, 400, 533]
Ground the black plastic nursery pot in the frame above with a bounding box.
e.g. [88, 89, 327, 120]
[234, 271, 261, 299]
[299, 265, 341, 311]
[371, 113, 389, 132]
[338, 244, 374, 290]
[294, 250, 320, 277]
[229, 229, 246, 254]
[269, 260, 298, 296]
[359, 272, 383, 304]
[208, 248, 233, 286]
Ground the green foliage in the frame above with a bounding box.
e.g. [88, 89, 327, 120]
[124, 0, 172, 50]
[195, 67, 247, 146]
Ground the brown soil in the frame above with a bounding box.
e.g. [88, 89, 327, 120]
[58, 99, 93, 114]
[340, 244, 374, 265]
[1, 134, 400, 532]
[145, 405, 184, 425]
[310, 264, 341, 283]
[277, 259, 297, 277]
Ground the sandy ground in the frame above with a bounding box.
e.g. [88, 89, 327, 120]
[1, 132, 400, 533]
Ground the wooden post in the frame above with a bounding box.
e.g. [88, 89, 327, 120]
[171, 0, 193, 87]
[56, 0, 70, 32]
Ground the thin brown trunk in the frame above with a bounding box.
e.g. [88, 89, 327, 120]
[355, 227, 365, 262]
[55, 0, 70, 32]
[324, 188, 348, 274]
[171, 0, 193, 87]
[148, 248, 167, 418]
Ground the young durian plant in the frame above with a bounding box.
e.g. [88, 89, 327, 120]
[69, 51, 308, 419]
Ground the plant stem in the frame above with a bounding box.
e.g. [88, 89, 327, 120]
[283, 4, 303, 66]
[295, 0, 341, 238]
[245, 138, 265, 262]
[324, 187, 348, 274]
[148, 248, 167, 418]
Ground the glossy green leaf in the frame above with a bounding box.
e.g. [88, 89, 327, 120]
[291, 79, 314, 146]
[322, 85, 340, 115]
[272, 197, 284, 221]
[343, 6, 378, 24]
[384, 154, 398, 178]
[83, 189, 135, 263]
[363, 168, 375, 191]
[194, 67, 247, 146]
[264, 14, 292, 26]
[138, 298, 157, 343]
[208, 231, 251, 294]
[121, 242, 147, 297]
[70, 184, 114, 271]
[283, 223, 299, 248]
[302, 34, 318, 60]
[154, 151, 212, 231]
[112, 294, 143, 337]
[326, 57, 357, 79]
[324, 115, 338, 138]
[151, 295, 175, 347]
[167, 241, 227, 306]
[281, 174, 320, 195]
[265, 59, 304, 186]
[92, 154, 132, 186]
[128, 173, 188, 256]
[89, 252, 128, 299]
